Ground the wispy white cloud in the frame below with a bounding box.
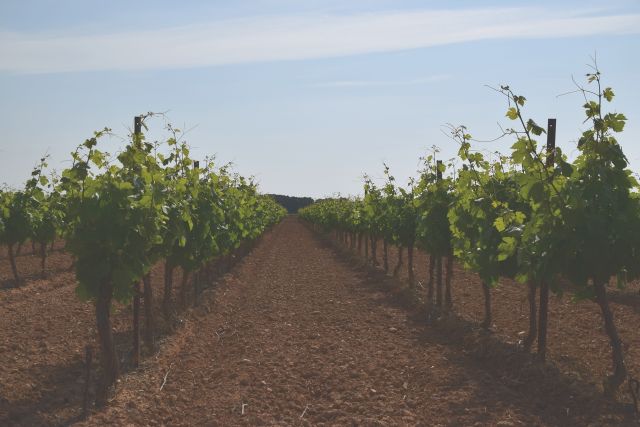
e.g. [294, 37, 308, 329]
[315, 75, 451, 87]
[1, 7, 639, 73]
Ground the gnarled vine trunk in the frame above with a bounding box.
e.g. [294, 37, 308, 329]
[523, 282, 537, 351]
[594, 277, 627, 397]
[426, 254, 435, 322]
[444, 254, 453, 312]
[162, 261, 174, 318]
[142, 273, 155, 351]
[180, 269, 190, 307]
[436, 257, 443, 307]
[193, 270, 201, 306]
[95, 279, 118, 407]
[537, 281, 549, 361]
[407, 244, 415, 286]
[40, 242, 47, 277]
[393, 246, 403, 277]
[7, 243, 20, 283]
[370, 236, 377, 266]
[364, 235, 369, 261]
[383, 240, 389, 273]
[481, 281, 492, 329]
[132, 281, 141, 367]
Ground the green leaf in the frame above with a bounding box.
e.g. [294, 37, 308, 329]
[526, 181, 544, 202]
[605, 113, 626, 132]
[526, 119, 545, 136]
[497, 237, 516, 261]
[603, 87, 614, 102]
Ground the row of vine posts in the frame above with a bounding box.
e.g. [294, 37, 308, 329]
[300, 68, 638, 402]
[1, 115, 287, 414]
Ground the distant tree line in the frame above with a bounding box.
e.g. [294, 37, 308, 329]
[267, 194, 314, 214]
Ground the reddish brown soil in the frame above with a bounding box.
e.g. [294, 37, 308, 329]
[379, 242, 640, 401]
[1, 218, 639, 425]
[77, 218, 633, 425]
[0, 242, 183, 426]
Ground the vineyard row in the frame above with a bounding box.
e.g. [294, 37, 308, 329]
[300, 67, 638, 399]
[0, 114, 287, 407]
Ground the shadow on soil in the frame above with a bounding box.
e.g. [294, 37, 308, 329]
[608, 290, 640, 314]
[310, 228, 638, 426]
[0, 358, 87, 427]
[0, 233, 266, 426]
[0, 313, 181, 427]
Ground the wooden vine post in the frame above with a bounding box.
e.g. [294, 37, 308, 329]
[192, 160, 200, 306]
[132, 116, 142, 368]
[435, 160, 443, 308]
[537, 118, 556, 362]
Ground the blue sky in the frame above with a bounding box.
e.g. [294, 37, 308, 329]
[1, 0, 639, 198]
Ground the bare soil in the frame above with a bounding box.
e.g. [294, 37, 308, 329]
[1, 218, 639, 425]
[381, 242, 640, 402]
[0, 242, 183, 426]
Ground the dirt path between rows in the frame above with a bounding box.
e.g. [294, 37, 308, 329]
[77, 217, 633, 426]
